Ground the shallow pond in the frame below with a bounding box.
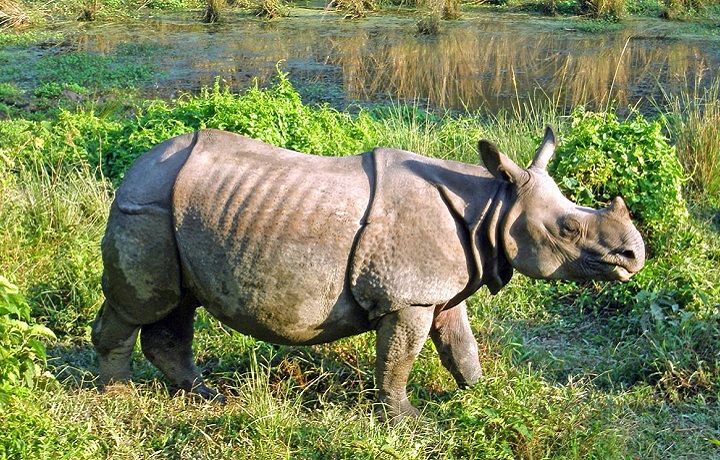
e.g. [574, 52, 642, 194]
[59, 9, 720, 113]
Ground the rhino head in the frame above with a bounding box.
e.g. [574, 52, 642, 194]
[480, 126, 645, 282]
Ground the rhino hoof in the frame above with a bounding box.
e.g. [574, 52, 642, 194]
[456, 367, 483, 389]
[174, 383, 226, 404]
[374, 401, 421, 424]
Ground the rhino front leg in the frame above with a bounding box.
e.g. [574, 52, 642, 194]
[430, 301, 482, 388]
[375, 305, 435, 421]
[92, 300, 140, 385]
[140, 295, 222, 401]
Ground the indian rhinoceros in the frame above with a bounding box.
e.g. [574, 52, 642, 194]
[92, 126, 645, 419]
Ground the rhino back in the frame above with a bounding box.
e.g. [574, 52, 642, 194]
[173, 130, 372, 344]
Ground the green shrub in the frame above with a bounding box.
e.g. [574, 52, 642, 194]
[96, 73, 375, 181]
[0, 276, 56, 402]
[551, 108, 689, 251]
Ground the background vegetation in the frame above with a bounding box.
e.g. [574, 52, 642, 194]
[1, 0, 719, 28]
[0, 1, 719, 458]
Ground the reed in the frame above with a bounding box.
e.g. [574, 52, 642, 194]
[0, 0, 31, 29]
[578, 0, 626, 20]
[202, 0, 225, 22]
[255, 0, 289, 18]
[662, 78, 720, 201]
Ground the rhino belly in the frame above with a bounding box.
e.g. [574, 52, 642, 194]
[173, 133, 373, 345]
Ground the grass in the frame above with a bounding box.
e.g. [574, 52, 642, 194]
[0, 70, 718, 458]
[0, 4, 719, 452]
[662, 77, 720, 201]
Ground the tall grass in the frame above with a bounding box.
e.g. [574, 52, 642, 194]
[0, 75, 719, 459]
[662, 77, 720, 202]
[0, 143, 111, 338]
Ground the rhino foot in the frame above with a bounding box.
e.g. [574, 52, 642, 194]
[138, 296, 226, 401]
[92, 300, 141, 387]
[374, 396, 421, 424]
[172, 379, 226, 404]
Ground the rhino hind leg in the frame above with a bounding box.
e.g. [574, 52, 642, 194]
[92, 300, 140, 385]
[140, 295, 222, 402]
[430, 302, 482, 388]
[374, 305, 435, 421]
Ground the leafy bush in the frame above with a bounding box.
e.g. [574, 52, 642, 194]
[0, 276, 56, 402]
[94, 72, 375, 181]
[551, 108, 689, 251]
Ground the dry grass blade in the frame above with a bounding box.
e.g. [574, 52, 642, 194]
[0, 0, 31, 30]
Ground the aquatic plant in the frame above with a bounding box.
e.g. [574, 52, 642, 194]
[255, 0, 289, 18]
[329, 0, 378, 19]
[578, 0, 626, 20]
[202, 0, 225, 22]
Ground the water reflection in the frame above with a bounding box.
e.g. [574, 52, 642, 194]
[74, 12, 719, 113]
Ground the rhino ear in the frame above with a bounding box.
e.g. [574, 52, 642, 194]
[607, 196, 631, 220]
[478, 139, 527, 184]
[529, 125, 556, 172]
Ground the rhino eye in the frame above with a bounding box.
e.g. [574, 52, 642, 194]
[560, 216, 581, 239]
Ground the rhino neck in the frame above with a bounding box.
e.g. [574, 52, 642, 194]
[436, 177, 514, 305]
[476, 183, 514, 294]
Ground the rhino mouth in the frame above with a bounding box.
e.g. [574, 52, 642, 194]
[601, 255, 642, 281]
[611, 265, 633, 282]
[589, 252, 642, 281]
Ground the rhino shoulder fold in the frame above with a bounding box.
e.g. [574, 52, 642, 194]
[349, 149, 476, 320]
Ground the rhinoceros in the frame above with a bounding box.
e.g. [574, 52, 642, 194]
[92, 126, 644, 419]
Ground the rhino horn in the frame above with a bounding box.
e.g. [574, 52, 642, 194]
[478, 139, 528, 185]
[529, 125, 556, 172]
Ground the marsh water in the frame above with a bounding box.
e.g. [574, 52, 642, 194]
[71, 9, 720, 114]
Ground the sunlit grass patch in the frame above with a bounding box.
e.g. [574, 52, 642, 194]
[0, 73, 718, 459]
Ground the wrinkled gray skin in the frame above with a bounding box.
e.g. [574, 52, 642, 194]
[92, 126, 645, 420]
